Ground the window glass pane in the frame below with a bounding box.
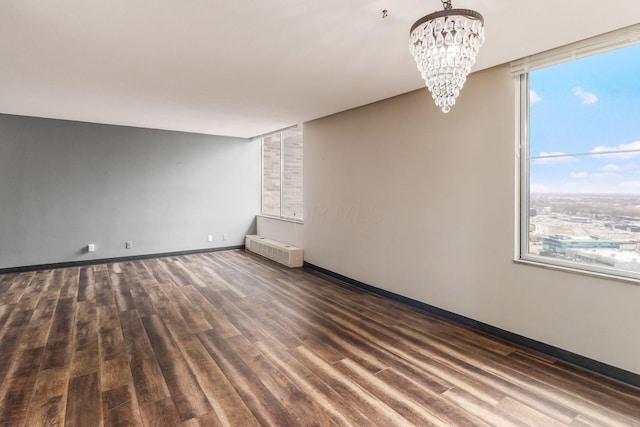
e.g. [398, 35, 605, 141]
[525, 43, 640, 276]
[282, 125, 303, 220]
[262, 134, 281, 217]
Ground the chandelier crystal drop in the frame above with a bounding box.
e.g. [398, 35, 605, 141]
[409, 1, 485, 113]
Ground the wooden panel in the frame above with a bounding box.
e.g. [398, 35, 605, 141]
[374, 367, 488, 426]
[0, 273, 18, 293]
[141, 315, 211, 421]
[255, 338, 373, 426]
[19, 296, 58, 350]
[0, 303, 16, 332]
[66, 372, 102, 427]
[15, 270, 49, 312]
[171, 333, 256, 427]
[120, 310, 170, 405]
[60, 267, 80, 299]
[290, 344, 414, 426]
[41, 297, 76, 370]
[102, 384, 144, 426]
[0, 347, 45, 426]
[0, 272, 33, 306]
[0, 309, 34, 385]
[226, 333, 340, 426]
[94, 267, 116, 307]
[333, 357, 451, 426]
[111, 272, 137, 312]
[198, 329, 296, 426]
[98, 304, 126, 362]
[70, 300, 99, 377]
[139, 397, 182, 427]
[77, 266, 95, 303]
[24, 367, 68, 426]
[102, 355, 132, 393]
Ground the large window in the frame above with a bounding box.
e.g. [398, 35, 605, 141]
[261, 125, 303, 221]
[518, 25, 640, 279]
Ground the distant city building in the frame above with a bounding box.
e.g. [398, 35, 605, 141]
[613, 224, 640, 232]
[565, 248, 640, 272]
[620, 242, 639, 251]
[543, 237, 620, 255]
[567, 216, 591, 223]
[530, 193, 640, 273]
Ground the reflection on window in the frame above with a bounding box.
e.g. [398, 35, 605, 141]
[261, 125, 303, 221]
[262, 133, 282, 217]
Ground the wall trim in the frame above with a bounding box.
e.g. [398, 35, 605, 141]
[0, 245, 244, 274]
[304, 261, 640, 390]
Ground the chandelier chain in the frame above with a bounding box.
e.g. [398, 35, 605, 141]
[441, 0, 452, 10]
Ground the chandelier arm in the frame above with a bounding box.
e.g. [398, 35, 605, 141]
[409, 9, 484, 34]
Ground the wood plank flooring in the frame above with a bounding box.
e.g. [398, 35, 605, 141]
[0, 250, 639, 426]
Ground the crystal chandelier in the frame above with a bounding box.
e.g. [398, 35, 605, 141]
[409, 0, 485, 113]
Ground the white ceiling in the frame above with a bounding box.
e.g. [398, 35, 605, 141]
[1, 1, 640, 138]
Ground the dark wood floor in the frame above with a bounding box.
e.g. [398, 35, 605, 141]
[0, 250, 639, 426]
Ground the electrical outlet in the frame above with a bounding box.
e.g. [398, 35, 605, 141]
[208, 235, 213, 242]
[87, 244, 95, 253]
[125, 241, 133, 249]
[222, 234, 227, 241]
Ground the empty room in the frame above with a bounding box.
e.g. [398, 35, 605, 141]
[1, 0, 640, 425]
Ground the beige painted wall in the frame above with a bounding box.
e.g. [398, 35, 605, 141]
[303, 64, 640, 375]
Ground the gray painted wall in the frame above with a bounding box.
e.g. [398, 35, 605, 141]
[0, 114, 260, 269]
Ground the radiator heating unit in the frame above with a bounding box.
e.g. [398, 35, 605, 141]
[245, 235, 303, 268]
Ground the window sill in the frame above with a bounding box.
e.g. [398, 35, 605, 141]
[513, 257, 640, 287]
[257, 214, 304, 225]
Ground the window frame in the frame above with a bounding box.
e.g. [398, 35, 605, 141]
[517, 24, 640, 282]
[519, 72, 530, 264]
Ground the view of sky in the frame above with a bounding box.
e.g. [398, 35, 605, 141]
[529, 43, 640, 194]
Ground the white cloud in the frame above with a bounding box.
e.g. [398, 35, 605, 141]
[589, 141, 640, 159]
[530, 183, 546, 192]
[601, 164, 621, 172]
[619, 180, 640, 188]
[554, 171, 625, 193]
[572, 87, 598, 105]
[593, 172, 622, 180]
[530, 90, 541, 104]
